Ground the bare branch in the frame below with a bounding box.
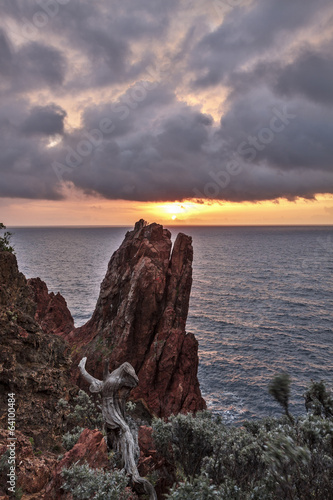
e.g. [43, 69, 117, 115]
[79, 357, 157, 499]
[78, 357, 103, 393]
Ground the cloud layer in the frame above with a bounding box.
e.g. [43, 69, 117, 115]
[0, 0, 332, 203]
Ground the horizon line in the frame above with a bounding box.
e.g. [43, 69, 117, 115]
[8, 224, 333, 228]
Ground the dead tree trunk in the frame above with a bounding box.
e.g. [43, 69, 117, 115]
[78, 357, 157, 500]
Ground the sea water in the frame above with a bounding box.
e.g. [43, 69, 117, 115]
[10, 225, 333, 423]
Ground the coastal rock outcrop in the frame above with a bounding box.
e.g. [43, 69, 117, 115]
[64, 220, 206, 416]
[0, 220, 205, 498]
[0, 219, 205, 429]
[28, 277, 74, 335]
[0, 252, 75, 450]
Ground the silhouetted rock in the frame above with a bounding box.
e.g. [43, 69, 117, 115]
[0, 251, 35, 317]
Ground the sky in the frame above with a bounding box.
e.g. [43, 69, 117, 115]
[0, 0, 333, 226]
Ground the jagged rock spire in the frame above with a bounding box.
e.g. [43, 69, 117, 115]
[65, 221, 206, 416]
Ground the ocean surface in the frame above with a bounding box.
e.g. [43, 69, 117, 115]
[9, 225, 333, 423]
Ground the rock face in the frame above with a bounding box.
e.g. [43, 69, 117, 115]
[0, 429, 57, 497]
[0, 221, 205, 498]
[44, 429, 109, 500]
[0, 219, 205, 441]
[0, 252, 75, 450]
[64, 220, 206, 416]
[28, 277, 74, 335]
[44, 428, 139, 500]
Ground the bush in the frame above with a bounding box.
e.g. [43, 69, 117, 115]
[62, 426, 85, 451]
[165, 474, 229, 500]
[58, 391, 104, 451]
[304, 380, 333, 418]
[62, 390, 104, 431]
[152, 411, 219, 478]
[152, 380, 333, 500]
[0, 223, 14, 253]
[61, 463, 131, 500]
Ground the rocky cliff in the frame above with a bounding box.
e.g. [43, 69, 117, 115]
[0, 220, 206, 498]
[64, 219, 206, 416]
[0, 220, 205, 441]
[0, 252, 75, 450]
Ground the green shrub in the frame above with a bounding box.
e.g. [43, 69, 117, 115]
[62, 426, 85, 451]
[165, 474, 227, 500]
[58, 391, 104, 451]
[0, 449, 10, 472]
[0, 223, 14, 253]
[152, 411, 219, 478]
[61, 463, 131, 500]
[304, 380, 333, 418]
[62, 390, 104, 431]
[152, 380, 333, 500]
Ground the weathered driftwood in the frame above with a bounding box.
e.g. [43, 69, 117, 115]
[78, 357, 157, 500]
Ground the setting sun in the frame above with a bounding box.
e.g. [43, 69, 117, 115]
[154, 202, 202, 222]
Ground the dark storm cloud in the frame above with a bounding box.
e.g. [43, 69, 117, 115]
[47, 85, 333, 203]
[0, 101, 66, 199]
[226, 44, 333, 106]
[1, 0, 174, 88]
[0, 0, 333, 203]
[0, 29, 67, 94]
[190, 0, 332, 87]
[0, 29, 11, 75]
[15, 42, 66, 89]
[218, 87, 333, 173]
[49, 92, 219, 202]
[274, 48, 333, 105]
[81, 84, 175, 138]
[20, 104, 67, 136]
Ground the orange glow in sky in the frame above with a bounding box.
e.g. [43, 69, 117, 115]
[2, 194, 332, 227]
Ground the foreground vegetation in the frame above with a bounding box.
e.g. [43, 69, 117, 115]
[153, 379, 333, 499]
[60, 377, 333, 499]
[0, 222, 14, 253]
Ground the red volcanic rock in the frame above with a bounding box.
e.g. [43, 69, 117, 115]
[0, 252, 75, 451]
[0, 252, 36, 316]
[44, 428, 109, 499]
[59, 428, 109, 469]
[0, 429, 57, 496]
[65, 220, 206, 417]
[28, 277, 74, 335]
